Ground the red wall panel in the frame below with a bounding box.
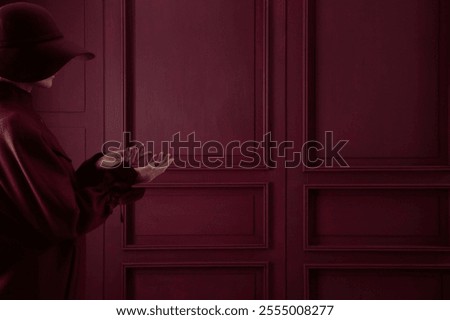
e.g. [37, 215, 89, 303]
[306, 186, 449, 249]
[307, 267, 450, 299]
[130, 0, 267, 152]
[125, 263, 268, 299]
[305, 0, 449, 168]
[103, 0, 286, 299]
[125, 184, 268, 249]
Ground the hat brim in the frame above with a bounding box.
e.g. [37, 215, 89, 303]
[0, 37, 95, 82]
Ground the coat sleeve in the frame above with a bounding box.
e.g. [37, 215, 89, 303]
[0, 113, 138, 247]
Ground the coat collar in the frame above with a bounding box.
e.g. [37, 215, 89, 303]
[0, 81, 33, 110]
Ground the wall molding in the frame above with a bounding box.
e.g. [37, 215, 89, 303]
[304, 184, 450, 251]
[122, 182, 270, 250]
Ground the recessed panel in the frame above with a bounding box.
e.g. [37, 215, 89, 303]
[31, 0, 86, 112]
[125, 264, 267, 299]
[125, 184, 267, 248]
[308, 268, 450, 299]
[308, 0, 449, 166]
[130, 0, 266, 155]
[307, 188, 449, 248]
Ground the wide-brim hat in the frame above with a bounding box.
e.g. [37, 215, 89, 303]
[0, 2, 94, 83]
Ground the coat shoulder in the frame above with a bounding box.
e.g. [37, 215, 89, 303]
[0, 107, 41, 138]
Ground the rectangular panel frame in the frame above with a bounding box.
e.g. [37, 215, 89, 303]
[304, 184, 450, 251]
[122, 182, 270, 250]
[302, 0, 450, 171]
[124, 0, 270, 170]
[304, 264, 450, 299]
[123, 261, 269, 299]
[34, 0, 88, 113]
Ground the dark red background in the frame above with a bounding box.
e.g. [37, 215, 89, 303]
[5, 0, 450, 299]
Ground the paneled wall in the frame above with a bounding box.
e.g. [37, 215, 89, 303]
[287, 0, 450, 299]
[103, 0, 287, 299]
[23, 0, 450, 299]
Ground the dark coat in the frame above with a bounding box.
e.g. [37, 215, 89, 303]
[0, 82, 136, 298]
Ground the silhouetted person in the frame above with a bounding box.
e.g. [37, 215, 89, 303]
[0, 2, 167, 299]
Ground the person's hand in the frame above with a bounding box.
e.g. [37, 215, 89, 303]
[134, 152, 173, 183]
[95, 148, 173, 184]
[96, 146, 148, 169]
[76, 152, 145, 207]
